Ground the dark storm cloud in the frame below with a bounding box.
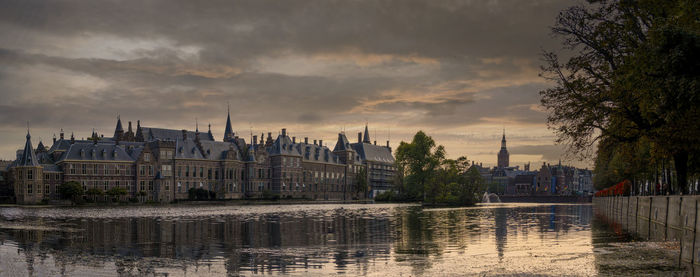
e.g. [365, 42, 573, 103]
[0, 0, 575, 161]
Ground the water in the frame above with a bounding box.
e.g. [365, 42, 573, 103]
[0, 203, 687, 276]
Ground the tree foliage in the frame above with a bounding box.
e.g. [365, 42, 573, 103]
[392, 131, 486, 205]
[541, 0, 700, 193]
[58, 181, 84, 203]
[354, 166, 368, 198]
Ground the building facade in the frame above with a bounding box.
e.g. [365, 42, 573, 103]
[6, 112, 395, 204]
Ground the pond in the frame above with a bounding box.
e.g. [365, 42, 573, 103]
[0, 203, 687, 276]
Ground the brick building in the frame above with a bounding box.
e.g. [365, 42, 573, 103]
[6, 111, 395, 204]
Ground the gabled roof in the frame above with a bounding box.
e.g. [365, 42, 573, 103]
[351, 142, 395, 164]
[268, 135, 302, 156]
[199, 140, 242, 161]
[333, 133, 354, 152]
[18, 132, 40, 167]
[48, 138, 72, 153]
[175, 138, 206, 159]
[299, 142, 342, 164]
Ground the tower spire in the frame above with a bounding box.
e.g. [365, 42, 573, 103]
[224, 103, 235, 142]
[363, 123, 370, 143]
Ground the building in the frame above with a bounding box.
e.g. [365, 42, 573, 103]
[6, 112, 395, 204]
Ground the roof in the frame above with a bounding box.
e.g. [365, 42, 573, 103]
[59, 143, 135, 162]
[141, 127, 214, 142]
[351, 142, 394, 164]
[42, 164, 62, 172]
[18, 132, 40, 167]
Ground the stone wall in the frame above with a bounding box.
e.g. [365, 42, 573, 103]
[594, 196, 700, 267]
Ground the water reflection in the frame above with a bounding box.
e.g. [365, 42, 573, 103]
[0, 203, 683, 276]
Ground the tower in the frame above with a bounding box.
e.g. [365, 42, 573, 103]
[497, 129, 509, 168]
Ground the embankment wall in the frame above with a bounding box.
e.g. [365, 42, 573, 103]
[594, 196, 700, 266]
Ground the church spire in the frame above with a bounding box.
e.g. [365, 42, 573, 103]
[363, 123, 371, 143]
[501, 128, 506, 149]
[224, 103, 235, 142]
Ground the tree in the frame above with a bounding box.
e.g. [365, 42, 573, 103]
[540, 0, 700, 193]
[58, 181, 84, 203]
[106, 187, 128, 202]
[355, 166, 368, 199]
[394, 131, 445, 201]
[85, 188, 104, 202]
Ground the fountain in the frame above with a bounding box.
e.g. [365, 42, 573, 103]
[482, 191, 502, 203]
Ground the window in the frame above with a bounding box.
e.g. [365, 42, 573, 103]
[215, 169, 219, 180]
[165, 181, 170, 191]
[140, 165, 145, 176]
[37, 183, 42, 194]
[149, 165, 154, 176]
[45, 185, 49, 194]
[140, 181, 145, 191]
[148, 181, 153, 191]
[186, 166, 190, 177]
[82, 164, 87, 174]
[27, 169, 33, 180]
[144, 153, 150, 162]
[70, 164, 75, 174]
[200, 167, 204, 178]
[208, 168, 212, 179]
[104, 181, 108, 191]
[27, 184, 32, 194]
[178, 166, 182, 177]
[162, 165, 172, 177]
[178, 182, 182, 193]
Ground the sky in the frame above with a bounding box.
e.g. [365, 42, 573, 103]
[0, 0, 591, 168]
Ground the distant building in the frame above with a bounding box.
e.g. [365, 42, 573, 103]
[497, 130, 509, 168]
[6, 112, 395, 204]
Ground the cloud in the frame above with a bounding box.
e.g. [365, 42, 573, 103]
[0, 0, 582, 164]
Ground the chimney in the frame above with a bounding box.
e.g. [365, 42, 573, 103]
[60, 129, 64, 139]
[128, 121, 133, 132]
[386, 140, 390, 148]
[304, 137, 308, 144]
[53, 134, 56, 144]
[313, 140, 317, 145]
[182, 130, 187, 140]
[253, 135, 257, 146]
[292, 137, 296, 143]
[319, 140, 323, 147]
[373, 140, 376, 145]
[358, 132, 362, 143]
[282, 128, 287, 137]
